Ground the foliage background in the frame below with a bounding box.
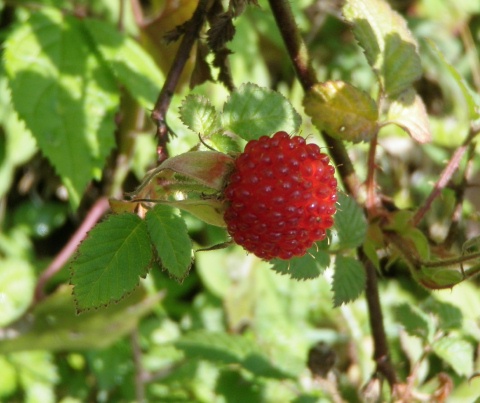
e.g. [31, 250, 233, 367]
[0, 0, 480, 402]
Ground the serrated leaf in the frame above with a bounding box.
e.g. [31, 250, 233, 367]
[425, 39, 480, 121]
[394, 303, 433, 340]
[83, 18, 164, 109]
[71, 214, 152, 312]
[432, 337, 474, 376]
[332, 256, 366, 307]
[303, 81, 378, 143]
[343, 0, 422, 98]
[387, 88, 431, 143]
[174, 331, 293, 379]
[270, 247, 330, 280]
[331, 193, 367, 249]
[179, 94, 222, 136]
[222, 83, 301, 140]
[146, 205, 193, 280]
[4, 9, 118, 208]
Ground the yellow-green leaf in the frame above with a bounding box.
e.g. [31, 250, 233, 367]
[303, 81, 378, 143]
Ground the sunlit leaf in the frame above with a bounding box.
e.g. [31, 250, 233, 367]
[71, 214, 152, 312]
[303, 81, 378, 142]
[343, 0, 422, 97]
[222, 83, 301, 140]
[179, 94, 222, 136]
[433, 337, 474, 376]
[4, 9, 118, 208]
[387, 88, 432, 143]
[83, 18, 164, 109]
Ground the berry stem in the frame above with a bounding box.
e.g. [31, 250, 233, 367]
[150, 0, 210, 163]
[267, 0, 360, 199]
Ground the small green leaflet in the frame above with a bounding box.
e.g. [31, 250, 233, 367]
[332, 256, 366, 307]
[303, 81, 378, 143]
[179, 94, 222, 136]
[343, 0, 422, 98]
[270, 247, 330, 280]
[83, 19, 164, 109]
[174, 331, 294, 379]
[330, 193, 367, 250]
[4, 9, 118, 208]
[146, 205, 193, 280]
[432, 337, 474, 376]
[71, 214, 152, 313]
[222, 83, 301, 140]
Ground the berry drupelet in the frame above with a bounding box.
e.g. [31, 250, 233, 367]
[223, 131, 337, 260]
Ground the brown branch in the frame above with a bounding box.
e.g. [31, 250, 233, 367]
[267, 0, 360, 199]
[151, 0, 209, 163]
[359, 249, 398, 388]
[33, 197, 110, 304]
[412, 128, 479, 227]
[443, 142, 476, 248]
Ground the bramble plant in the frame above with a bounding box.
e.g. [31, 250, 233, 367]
[1, 0, 480, 401]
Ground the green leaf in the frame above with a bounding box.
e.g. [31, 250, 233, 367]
[425, 39, 480, 121]
[0, 74, 37, 199]
[332, 256, 366, 307]
[4, 9, 118, 208]
[179, 94, 222, 136]
[387, 88, 432, 143]
[331, 193, 367, 249]
[0, 286, 158, 352]
[343, 0, 422, 98]
[71, 214, 152, 312]
[222, 83, 301, 140]
[303, 81, 378, 143]
[0, 259, 35, 327]
[146, 205, 193, 280]
[393, 303, 433, 340]
[174, 331, 293, 379]
[83, 18, 164, 109]
[270, 247, 330, 280]
[432, 337, 474, 376]
[424, 299, 463, 331]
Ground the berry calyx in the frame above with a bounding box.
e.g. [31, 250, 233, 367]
[223, 131, 337, 260]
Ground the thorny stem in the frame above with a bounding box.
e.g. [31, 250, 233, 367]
[267, 0, 360, 199]
[151, 0, 209, 163]
[443, 143, 476, 248]
[412, 127, 479, 227]
[360, 249, 398, 388]
[33, 197, 110, 303]
[268, 0, 397, 390]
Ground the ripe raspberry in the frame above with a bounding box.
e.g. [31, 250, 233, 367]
[223, 131, 337, 260]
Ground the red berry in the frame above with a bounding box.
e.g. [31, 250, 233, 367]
[223, 131, 337, 260]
